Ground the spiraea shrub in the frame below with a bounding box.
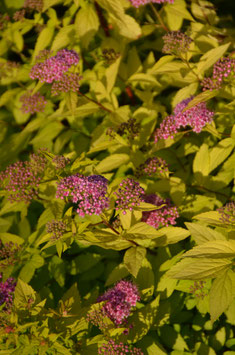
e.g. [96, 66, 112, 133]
[0, 0, 235, 354]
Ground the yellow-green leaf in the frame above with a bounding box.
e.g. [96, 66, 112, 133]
[182, 240, 235, 258]
[209, 269, 235, 322]
[197, 42, 231, 75]
[169, 258, 232, 280]
[96, 153, 130, 173]
[123, 246, 146, 277]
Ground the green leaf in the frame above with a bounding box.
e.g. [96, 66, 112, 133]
[193, 211, 223, 226]
[125, 222, 162, 239]
[96, 153, 130, 173]
[136, 258, 155, 301]
[197, 42, 231, 75]
[51, 25, 75, 51]
[32, 26, 55, 61]
[105, 56, 122, 94]
[123, 246, 146, 277]
[105, 263, 129, 286]
[172, 82, 199, 107]
[49, 255, 66, 287]
[0, 232, 24, 245]
[182, 240, 235, 258]
[153, 227, 190, 247]
[62, 283, 81, 315]
[209, 269, 235, 322]
[208, 138, 235, 173]
[14, 279, 36, 309]
[193, 143, 210, 178]
[185, 222, 226, 244]
[13, 30, 24, 52]
[75, 5, 99, 48]
[182, 90, 219, 112]
[126, 296, 160, 343]
[18, 262, 36, 283]
[96, 0, 141, 39]
[165, 0, 194, 31]
[169, 258, 232, 280]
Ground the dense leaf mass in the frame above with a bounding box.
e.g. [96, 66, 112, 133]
[0, 0, 234, 353]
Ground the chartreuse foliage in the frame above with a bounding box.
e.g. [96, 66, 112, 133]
[0, 0, 235, 354]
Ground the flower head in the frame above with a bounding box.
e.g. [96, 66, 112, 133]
[23, 0, 43, 12]
[46, 219, 67, 240]
[0, 153, 46, 203]
[154, 96, 214, 141]
[96, 280, 140, 325]
[98, 339, 143, 355]
[20, 91, 47, 114]
[51, 72, 82, 96]
[30, 49, 79, 83]
[201, 57, 235, 91]
[0, 241, 20, 269]
[56, 174, 109, 216]
[218, 202, 235, 225]
[114, 178, 145, 214]
[0, 275, 16, 311]
[52, 155, 70, 170]
[189, 281, 207, 299]
[162, 31, 192, 55]
[135, 157, 169, 178]
[142, 194, 179, 228]
[129, 0, 174, 8]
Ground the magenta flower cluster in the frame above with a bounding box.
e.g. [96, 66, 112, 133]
[201, 57, 235, 91]
[0, 275, 16, 311]
[162, 31, 192, 55]
[51, 73, 82, 96]
[0, 153, 46, 203]
[142, 194, 179, 229]
[218, 202, 235, 225]
[135, 156, 169, 178]
[46, 220, 67, 240]
[30, 49, 79, 83]
[114, 178, 145, 214]
[97, 280, 140, 325]
[129, 0, 174, 8]
[56, 174, 109, 217]
[20, 91, 47, 114]
[98, 340, 143, 355]
[154, 96, 214, 141]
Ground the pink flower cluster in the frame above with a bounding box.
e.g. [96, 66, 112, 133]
[0, 275, 16, 311]
[129, 0, 174, 8]
[98, 340, 143, 355]
[162, 31, 192, 55]
[23, 0, 43, 12]
[218, 202, 235, 225]
[97, 281, 140, 325]
[46, 220, 67, 240]
[56, 174, 109, 216]
[30, 49, 79, 83]
[20, 91, 47, 114]
[0, 153, 47, 203]
[154, 96, 214, 141]
[142, 194, 179, 228]
[114, 178, 145, 214]
[201, 57, 235, 91]
[135, 156, 169, 178]
[51, 73, 82, 96]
